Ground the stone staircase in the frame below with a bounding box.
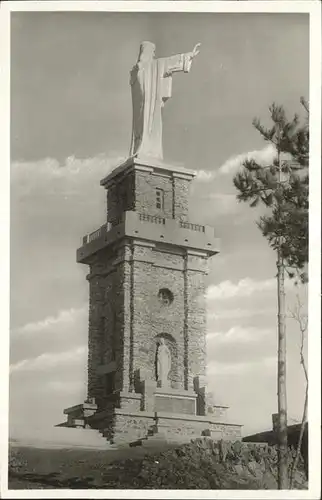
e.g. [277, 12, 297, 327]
[125, 423, 200, 450]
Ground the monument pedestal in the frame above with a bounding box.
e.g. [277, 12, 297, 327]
[60, 383, 242, 445]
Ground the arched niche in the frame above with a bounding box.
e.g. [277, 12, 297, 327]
[150, 333, 179, 388]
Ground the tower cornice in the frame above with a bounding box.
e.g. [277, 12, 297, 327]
[100, 156, 196, 189]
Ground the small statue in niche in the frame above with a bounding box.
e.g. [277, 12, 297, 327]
[156, 338, 171, 388]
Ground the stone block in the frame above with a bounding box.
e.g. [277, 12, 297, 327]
[119, 391, 142, 412]
[202, 428, 224, 441]
[207, 405, 229, 421]
[155, 394, 196, 415]
[141, 379, 157, 412]
[62, 401, 98, 428]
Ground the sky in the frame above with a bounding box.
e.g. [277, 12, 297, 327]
[9, 11, 309, 439]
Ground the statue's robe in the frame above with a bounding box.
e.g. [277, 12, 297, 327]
[130, 53, 193, 160]
[156, 343, 171, 387]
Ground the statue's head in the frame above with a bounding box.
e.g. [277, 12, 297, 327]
[138, 41, 156, 62]
[158, 338, 165, 346]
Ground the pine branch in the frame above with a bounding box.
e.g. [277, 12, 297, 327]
[233, 99, 309, 279]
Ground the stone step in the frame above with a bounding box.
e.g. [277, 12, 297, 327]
[100, 428, 113, 439]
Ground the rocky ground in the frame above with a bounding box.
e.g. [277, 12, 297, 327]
[8, 438, 308, 490]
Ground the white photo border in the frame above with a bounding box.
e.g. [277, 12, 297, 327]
[0, 1, 320, 499]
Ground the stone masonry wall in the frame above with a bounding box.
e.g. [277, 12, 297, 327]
[173, 176, 190, 221]
[134, 171, 192, 221]
[106, 172, 135, 225]
[87, 248, 129, 406]
[131, 245, 186, 388]
[135, 171, 174, 219]
[109, 256, 127, 394]
[128, 244, 208, 394]
[112, 413, 153, 444]
[87, 241, 209, 408]
[87, 265, 106, 404]
[104, 165, 194, 226]
[186, 266, 207, 390]
[120, 243, 134, 392]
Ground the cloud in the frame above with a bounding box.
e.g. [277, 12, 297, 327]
[11, 154, 124, 180]
[202, 193, 238, 214]
[10, 345, 87, 374]
[195, 144, 277, 183]
[208, 307, 274, 320]
[207, 326, 272, 344]
[208, 356, 276, 376]
[11, 154, 125, 199]
[10, 155, 123, 331]
[192, 146, 279, 223]
[206, 277, 293, 301]
[218, 144, 277, 176]
[195, 169, 215, 182]
[207, 278, 275, 300]
[12, 306, 87, 336]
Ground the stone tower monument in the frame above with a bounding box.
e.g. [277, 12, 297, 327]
[59, 42, 242, 444]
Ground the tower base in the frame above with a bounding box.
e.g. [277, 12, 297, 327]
[58, 384, 242, 446]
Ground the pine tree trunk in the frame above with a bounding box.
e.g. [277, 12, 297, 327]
[277, 247, 288, 489]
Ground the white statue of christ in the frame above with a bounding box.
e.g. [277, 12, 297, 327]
[129, 41, 201, 161]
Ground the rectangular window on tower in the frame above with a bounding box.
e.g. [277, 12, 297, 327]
[156, 188, 164, 210]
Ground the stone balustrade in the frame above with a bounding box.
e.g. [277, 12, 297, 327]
[179, 221, 205, 232]
[82, 213, 210, 244]
[139, 213, 165, 225]
[78, 211, 219, 264]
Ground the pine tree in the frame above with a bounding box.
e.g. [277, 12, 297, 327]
[233, 99, 309, 489]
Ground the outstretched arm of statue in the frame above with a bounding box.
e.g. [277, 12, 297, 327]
[191, 43, 201, 58]
[163, 43, 201, 76]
